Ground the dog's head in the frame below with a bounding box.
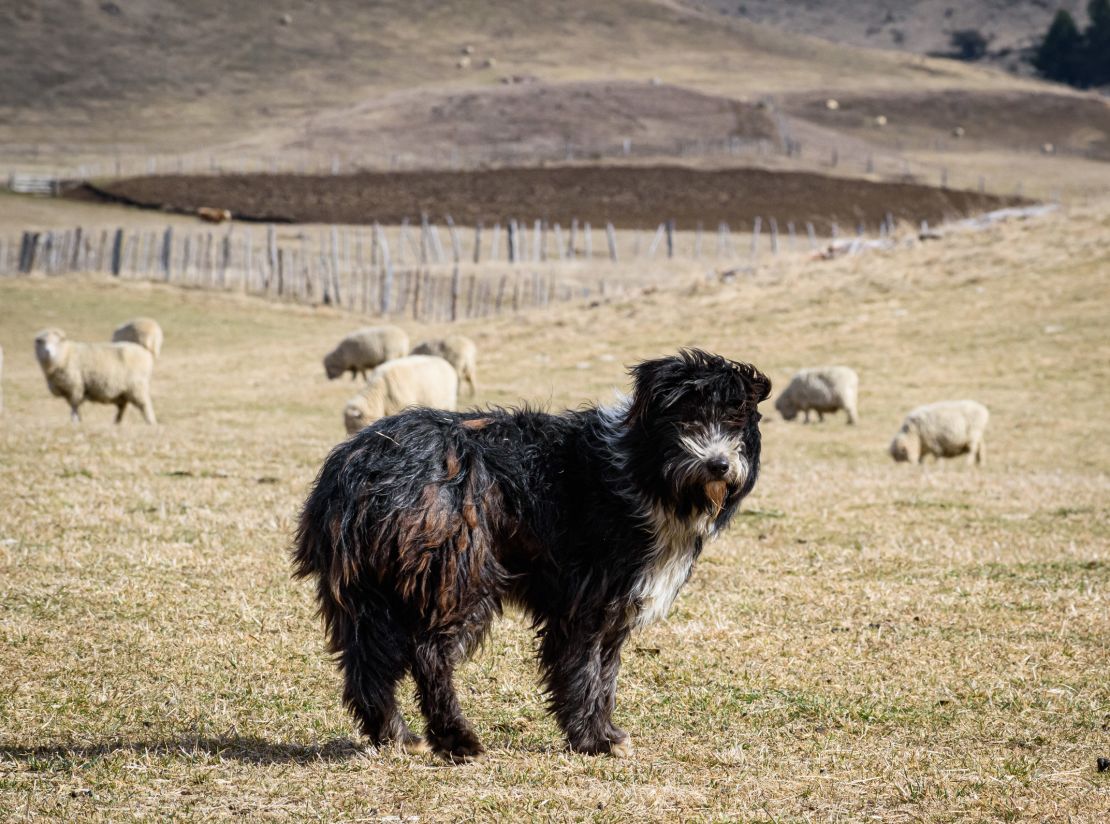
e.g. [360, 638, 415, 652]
[623, 349, 771, 523]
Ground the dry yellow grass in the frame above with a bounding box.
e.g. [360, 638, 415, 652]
[0, 200, 1108, 821]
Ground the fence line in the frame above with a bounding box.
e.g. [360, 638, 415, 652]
[0, 213, 858, 318]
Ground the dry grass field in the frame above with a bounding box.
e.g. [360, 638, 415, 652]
[1, 201, 1108, 821]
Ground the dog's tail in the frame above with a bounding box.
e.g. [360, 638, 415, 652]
[292, 441, 348, 584]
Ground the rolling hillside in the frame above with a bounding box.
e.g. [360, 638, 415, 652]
[1, 0, 1046, 163]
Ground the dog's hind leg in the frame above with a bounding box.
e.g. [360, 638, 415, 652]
[333, 604, 424, 753]
[540, 624, 634, 757]
[411, 630, 486, 762]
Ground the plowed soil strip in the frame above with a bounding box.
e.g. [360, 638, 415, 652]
[72, 165, 1023, 230]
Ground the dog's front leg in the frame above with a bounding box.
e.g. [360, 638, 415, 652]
[541, 625, 634, 757]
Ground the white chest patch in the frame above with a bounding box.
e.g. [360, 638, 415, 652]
[630, 505, 715, 630]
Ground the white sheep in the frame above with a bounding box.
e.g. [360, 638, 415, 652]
[324, 325, 409, 381]
[889, 400, 989, 465]
[343, 355, 458, 435]
[775, 366, 859, 425]
[411, 335, 479, 396]
[34, 328, 156, 424]
[112, 317, 164, 358]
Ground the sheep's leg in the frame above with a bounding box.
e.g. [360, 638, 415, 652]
[817, 410, 825, 423]
[846, 405, 858, 425]
[137, 395, 157, 425]
[69, 403, 81, 423]
[971, 439, 985, 466]
[803, 409, 811, 424]
[114, 399, 128, 424]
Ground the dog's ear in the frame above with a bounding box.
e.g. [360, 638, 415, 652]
[736, 362, 772, 404]
[623, 355, 682, 428]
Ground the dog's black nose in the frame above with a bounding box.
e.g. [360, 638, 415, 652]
[706, 456, 730, 477]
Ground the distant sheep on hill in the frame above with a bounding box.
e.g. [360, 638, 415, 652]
[343, 355, 458, 435]
[324, 325, 409, 381]
[34, 328, 156, 424]
[775, 366, 859, 425]
[890, 400, 989, 465]
[112, 317, 163, 358]
[411, 335, 479, 396]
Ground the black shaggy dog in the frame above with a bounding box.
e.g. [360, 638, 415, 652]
[293, 349, 770, 761]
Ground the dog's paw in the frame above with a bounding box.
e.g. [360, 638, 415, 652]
[401, 735, 430, 755]
[570, 729, 634, 758]
[429, 728, 485, 763]
[607, 731, 634, 759]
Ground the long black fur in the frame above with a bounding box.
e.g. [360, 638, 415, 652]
[292, 349, 770, 760]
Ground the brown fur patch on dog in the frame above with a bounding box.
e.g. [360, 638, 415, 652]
[705, 480, 727, 517]
[461, 417, 492, 430]
[444, 449, 460, 479]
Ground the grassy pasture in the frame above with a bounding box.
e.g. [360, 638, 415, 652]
[0, 203, 1108, 821]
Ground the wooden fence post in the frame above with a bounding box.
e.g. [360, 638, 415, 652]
[568, 219, 577, 259]
[769, 218, 779, 255]
[584, 222, 592, 259]
[605, 222, 618, 262]
[70, 227, 83, 271]
[806, 221, 817, 250]
[451, 264, 461, 322]
[665, 219, 675, 258]
[553, 224, 565, 261]
[266, 225, 277, 288]
[237, 227, 250, 291]
[220, 231, 232, 287]
[472, 222, 482, 264]
[507, 220, 517, 263]
[379, 227, 393, 314]
[446, 216, 462, 263]
[647, 223, 664, 258]
[750, 217, 762, 259]
[330, 225, 343, 305]
[111, 228, 124, 276]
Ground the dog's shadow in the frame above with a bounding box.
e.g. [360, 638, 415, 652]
[0, 735, 367, 766]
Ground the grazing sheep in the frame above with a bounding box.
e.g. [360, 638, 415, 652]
[112, 317, 163, 358]
[775, 366, 859, 425]
[34, 328, 156, 424]
[343, 355, 458, 435]
[324, 325, 409, 381]
[411, 335, 479, 396]
[889, 400, 989, 465]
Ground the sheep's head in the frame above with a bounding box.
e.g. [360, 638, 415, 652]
[34, 328, 67, 369]
[343, 391, 386, 435]
[774, 391, 798, 421]
[889, 424, 920, 463]
[323, 350, 344, 380]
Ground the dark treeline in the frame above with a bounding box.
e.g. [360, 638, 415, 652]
[1034, 0, 1110, 88]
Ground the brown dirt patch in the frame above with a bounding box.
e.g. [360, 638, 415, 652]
[71, 165, 1022, 230]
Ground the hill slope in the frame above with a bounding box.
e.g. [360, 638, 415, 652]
[1, 0, 1040, 161]
[685, 0, 1089, 74]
